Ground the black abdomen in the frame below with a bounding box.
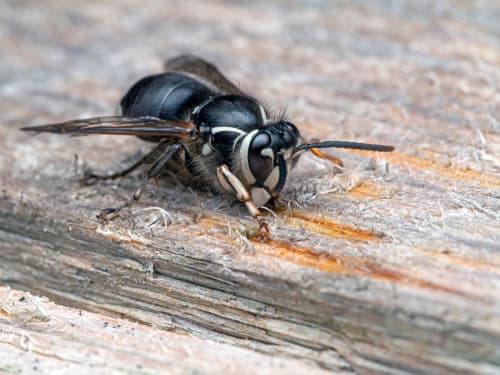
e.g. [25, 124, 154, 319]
[120, 72, 215, 122]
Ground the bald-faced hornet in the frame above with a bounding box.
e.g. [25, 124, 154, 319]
[22, 55, 394, 238]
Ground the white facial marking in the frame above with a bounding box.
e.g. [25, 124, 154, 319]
[260, 147, 274, 161]
[264, 166, 280, 189]
[239, 129, 259, 185]
[281, 147, 294, 160]
[251, 187, 271, 206]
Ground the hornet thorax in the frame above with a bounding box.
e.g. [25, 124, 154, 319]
[192, 95, 301, 205]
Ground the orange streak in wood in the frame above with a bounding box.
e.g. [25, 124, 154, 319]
[416, 248, 500, 272]
[382, 151, 500, 188]
[192, 217, 473, 296]
[254, 238, 344, 273]
[250, 238, 468, 295]
[287, 211, 383, 241]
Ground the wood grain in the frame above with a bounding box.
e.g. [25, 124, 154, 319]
[1, 0, 499, 374]
[0, 287, 330, 375]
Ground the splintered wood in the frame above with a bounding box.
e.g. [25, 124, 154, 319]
[0, 0, 499, 374]
[0, 287, 329, 375]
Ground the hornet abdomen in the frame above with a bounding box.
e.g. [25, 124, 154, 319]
[120, 72, 215, 142]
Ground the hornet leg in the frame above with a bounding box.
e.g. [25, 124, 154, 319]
[217, 164, 270, 240]
[80, 140, 177, 185]
[98, 143, 181, 222]
[81, 155, 148, 185]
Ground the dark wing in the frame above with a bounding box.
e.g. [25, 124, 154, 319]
[164, 54, 246, 96]
[21, 116, 198, 139]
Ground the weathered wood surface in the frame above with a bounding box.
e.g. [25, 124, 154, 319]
[0, 286, 328, 375]
[1, 0, 499, 374]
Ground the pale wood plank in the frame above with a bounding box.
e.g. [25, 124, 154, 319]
[0, 1, 499, 374]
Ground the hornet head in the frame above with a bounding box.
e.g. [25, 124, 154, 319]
[237, 120, 301, 206]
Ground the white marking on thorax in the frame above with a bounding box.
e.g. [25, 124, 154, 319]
[201, 143, 211, 155]
[258, 104, 269, 125]
[210, 127, 248, 153]
[191, 96, 214, 117]
[204, 127, 247, 155]
[211, 126, 247, 135]
[232, 133, 245, 152]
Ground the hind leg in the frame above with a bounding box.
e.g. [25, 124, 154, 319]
[98, 143, 181, 221]
[80, 140, 177, 185]
[80, 155, 147, 185]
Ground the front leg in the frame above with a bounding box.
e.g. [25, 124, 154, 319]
[216, 164, 270, 240]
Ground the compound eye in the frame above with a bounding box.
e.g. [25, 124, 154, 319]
[251, 132, 271, 150]
[248, 132, 273, 185]
[281, 122, 299, 147]
[282, 129, 293, 145]
[285, 121, 299, 134]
